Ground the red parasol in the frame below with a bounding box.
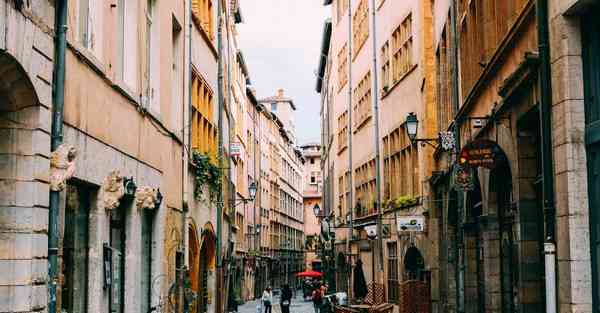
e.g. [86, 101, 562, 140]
[295, 270, 323, 278]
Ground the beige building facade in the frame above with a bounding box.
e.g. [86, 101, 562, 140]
[0, 0, 263, 312]
[318, 0, 439, 306]
[302, 143, 323, 272]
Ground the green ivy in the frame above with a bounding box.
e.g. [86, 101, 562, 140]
[192, 151, 222, 204]
[394, 195, 418, 208]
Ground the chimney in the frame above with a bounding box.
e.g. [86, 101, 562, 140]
[277, 88, 284, 98]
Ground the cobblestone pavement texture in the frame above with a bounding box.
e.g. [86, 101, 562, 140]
[238, 293, 314, 313]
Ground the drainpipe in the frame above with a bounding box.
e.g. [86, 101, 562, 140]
[216, 0, 225, 312]
[536, 0, 557, 312]
[449, 1, 465, 312]
[369, 0, 384, 275]
[48, 1, 68, 313]
[182, 0, 193, 304]
[345, 0, 354, 296]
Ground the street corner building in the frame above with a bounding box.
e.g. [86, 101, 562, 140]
[0, 0, 300, 313]
[317, 0, 600, 313]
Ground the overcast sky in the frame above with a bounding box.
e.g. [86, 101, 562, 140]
[238, 1, 330, 145]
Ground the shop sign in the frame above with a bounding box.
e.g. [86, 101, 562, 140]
[397, 216, 425, 232]
[459, 139, 505, 169]
[230, 142, 242, 158]
[452, 164, 475, 191]
[439, 131, 456, 151]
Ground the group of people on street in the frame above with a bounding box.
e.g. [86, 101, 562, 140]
[260, 285, 293, 313]
[259, 283, 329, 313]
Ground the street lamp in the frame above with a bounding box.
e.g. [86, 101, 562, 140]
[313, 203, 321, 218]
[231, 181, 258, 207]
[248, 181, 257, 201]
[405, 112, 439, 148]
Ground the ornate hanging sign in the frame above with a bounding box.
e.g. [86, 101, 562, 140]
[459, 139, 505, 169]
[439, 131, 455, 151]
[451, 164, 475, 191]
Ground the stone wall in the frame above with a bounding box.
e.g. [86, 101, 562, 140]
[0, 1, 55, 312]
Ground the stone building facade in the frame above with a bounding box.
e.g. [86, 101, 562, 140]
[320, 0, 599, 312]
[301, 143, 323, 273]
[0, 0, 262, 312]
[317, 0, 439, 307]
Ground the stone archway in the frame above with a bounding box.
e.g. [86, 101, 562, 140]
[403, 245, 425, 281]
[199, 223, 217, 313]
[489, 160, 517, 313]
[0, 51, 47, 312]
[189, 223, 201, 313]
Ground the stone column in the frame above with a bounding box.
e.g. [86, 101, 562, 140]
[548, 1, 593, 312]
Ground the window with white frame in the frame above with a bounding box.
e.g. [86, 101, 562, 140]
[116, 0, 140, 90]
[146, 0, 160, 114]
[78, 0, 103, 58]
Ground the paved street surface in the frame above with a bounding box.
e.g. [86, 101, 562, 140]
[238, 293, 314, 313]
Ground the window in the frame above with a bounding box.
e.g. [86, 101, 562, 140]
[78, 0, 103, 58]
[391, 14, 413, 84]
[172, 18, 183, 132]
[310, 158, 315, 164]
[354, 158, 376, 217]
[387, 242, 399, 303]
[352, 71, 372, 131]
[381, 41, 390, 93]
[109, 204, 127, 313]
[383, 124, 419, 202]
[338, 43, 348, 90]
[117, 0, 139, 90]
[435, 23, 454, 132]
[336, 0, 348, 23]
[271, 102, 277, 112]
[145, 0, 160, 114]
[338, 171, 350, 221]
[311, 176, 316, 184]
[352, 0, 369, 59]
[191, 71, 216, 156]
[192, 0, 214, 42]
[61, 185, 90, 313]
[337, 110, 348, 153]
[458, 0, 528, 97]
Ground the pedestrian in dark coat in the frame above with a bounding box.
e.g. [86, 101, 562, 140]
[281, 284, 293, 313]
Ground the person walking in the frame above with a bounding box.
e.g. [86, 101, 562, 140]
[262, 287, 273, 313]
[280, 284, 293, 313]
[311, 285, 323, 313]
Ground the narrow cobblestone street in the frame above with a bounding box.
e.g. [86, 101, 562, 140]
[238, 294, 314, 313]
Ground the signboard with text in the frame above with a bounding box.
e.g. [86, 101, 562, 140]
[459, 139, 505, 169]
[230, 142, 242, 159]
[397, 216, 425, 232]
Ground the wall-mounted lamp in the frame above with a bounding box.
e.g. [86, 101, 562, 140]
[123, 177, 137, 197]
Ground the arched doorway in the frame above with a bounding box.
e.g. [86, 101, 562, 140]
[188, 224, 200, 313]
[403, 246, 425, 281]
[336, 252, 349, 293]
[199, 223, 216, 313]
[490, 158, 517, 313]
[464, 175, 486, 313]
[0, 52, 46, 310]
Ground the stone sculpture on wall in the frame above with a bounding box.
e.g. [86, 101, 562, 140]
[49, 144, 77, 191]
[135, 186, 159, 210]
[99, 170, 125, 210]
